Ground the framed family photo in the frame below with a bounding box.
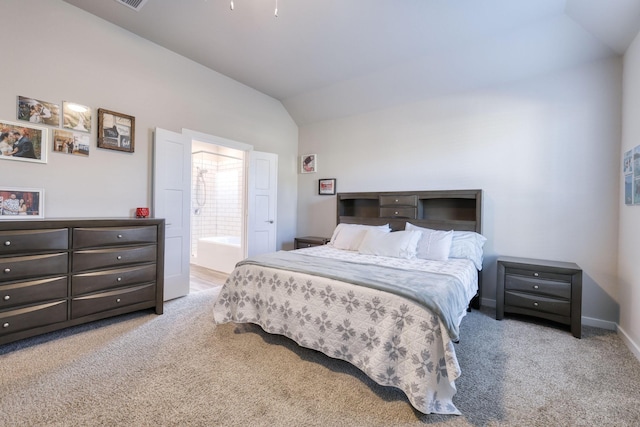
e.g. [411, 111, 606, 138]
[319, 178, 336, 195]
[62, 101, 92, 133]
[53, 129, 90, 157]
[16, 96, 60, 127]
[0, 187, 44, 219]
[0, 120, 48, 164]
[97, 108, 135, 153]
[301, 154, 317, 173]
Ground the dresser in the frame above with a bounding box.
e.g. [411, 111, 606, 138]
[294, 236, 330, 249]
[0, 218, 164, 346]
[496, 256, 582, 338]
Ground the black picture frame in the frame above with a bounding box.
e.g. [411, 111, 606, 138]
[97, 108, 135, 153]
[319, 178, 336, 195]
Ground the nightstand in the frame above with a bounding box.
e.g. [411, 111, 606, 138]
[294, 236, 330, 249]
[496, 256, 582, 338]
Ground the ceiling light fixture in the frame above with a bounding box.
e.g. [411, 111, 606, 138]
[229, 0, 279, 17]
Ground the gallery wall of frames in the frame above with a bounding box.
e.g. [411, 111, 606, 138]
[0, 95, 136, 219]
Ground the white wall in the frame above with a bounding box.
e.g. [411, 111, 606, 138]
[620, 32, 640, 357]
[0, 0, 298, 250]
[298, 57, 622, 325]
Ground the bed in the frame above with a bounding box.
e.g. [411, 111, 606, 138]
[213, 190, 485, 415]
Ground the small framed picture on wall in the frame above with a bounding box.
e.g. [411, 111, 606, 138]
[301, 154, 317, 173]
[319, 178, 336, 195]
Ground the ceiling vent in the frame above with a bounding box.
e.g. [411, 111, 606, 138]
[113, 0, 149, 11]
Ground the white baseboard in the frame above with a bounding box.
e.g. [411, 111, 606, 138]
[582, 316, 617, 331]
[617, 325, 640, 362]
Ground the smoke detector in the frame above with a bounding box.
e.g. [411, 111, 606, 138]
[113, 0, 149, 11]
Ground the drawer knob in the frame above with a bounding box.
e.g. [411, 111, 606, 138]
[117, 256, 122, 260]
[116, 298, 121, 303]
[394, 211, 399, 215]
[2, 322, 8, 328]
[533, 285, 539, 289]
[533, 302, 539, 307]
[3, 268, 10, 274]
[3, 295, 9, 301]
[3, 240, 10, 246]
[533, 272, 539, 277]
[117, 234, 123, 238]
[117, 277, 122, 282]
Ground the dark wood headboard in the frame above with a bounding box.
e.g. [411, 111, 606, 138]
[336, 189, 482, 233]
[336, 189, 483, 309]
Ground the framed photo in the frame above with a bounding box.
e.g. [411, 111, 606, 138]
[97, 108, 135, 153]
[0, 120, 48, 164]
[0, 187, 44, 219]
[319, 178, 336, 195]
[53, 129, 90, 157]
[62, 101, 92, 133]
[301, 154, 317, 173]
[16, 96, 60, 127]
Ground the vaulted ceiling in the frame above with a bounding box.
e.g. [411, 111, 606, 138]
[62, 0, 640, 125]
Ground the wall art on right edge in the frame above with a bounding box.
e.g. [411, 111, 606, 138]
[624, 149, 632, 205]
[634, 146, 640, 205]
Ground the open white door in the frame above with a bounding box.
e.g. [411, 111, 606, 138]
[153, 128, 191, 300]
[247, 151, 278, 257]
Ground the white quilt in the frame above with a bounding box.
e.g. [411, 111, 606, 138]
[213, 246, 478, 414]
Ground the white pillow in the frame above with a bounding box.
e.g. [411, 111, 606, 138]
[405, 223, 453, 261]
[358, 229, 422, 259]
[330, 223, 390, 251]
[449, 231, 487, 270]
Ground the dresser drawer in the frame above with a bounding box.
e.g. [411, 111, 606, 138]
[379, 195, 418, 207]
[73, 226, 157, 249]
[1, 277, 68, 309]
[379, 207, 417, 219]
[0, 300, 67, 337]
[72, 245, 157, 272]
[71, 284, 156, 318]
[505, 274, 571, 299]
[72, 264, 156, 295]
[0, 253, 68, 283]
[505, 291, 571, 318]
[0, 229, 68, 255]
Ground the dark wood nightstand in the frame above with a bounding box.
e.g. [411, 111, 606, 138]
[294, 236, 330, 249]
[496, 256, 582, 338]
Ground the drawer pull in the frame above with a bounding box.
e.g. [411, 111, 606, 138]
[117, 234, 123, 238]
[3, 268, 10, 273]
[394, 211, 399, 215]
[533, 302, 539, 307]
[533, 285, 539, 289]
[117, 277, 122, 282]
[533, 272, 539, 277]
[4, 240, 10, 246]
[3, 295, 9, 301]
[117, 256, 122, 260]
[2, 322, 8, 328]
[116, 298, 121, 303]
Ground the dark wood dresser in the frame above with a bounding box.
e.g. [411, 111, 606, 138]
[496, 256, 582, 338]
[0, 218, 164, 346]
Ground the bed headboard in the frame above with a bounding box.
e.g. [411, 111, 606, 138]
[336, 189, 484, 309]
[336, 189, 482, 233]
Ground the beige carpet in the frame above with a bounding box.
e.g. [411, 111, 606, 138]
[1, 287, 639, 426]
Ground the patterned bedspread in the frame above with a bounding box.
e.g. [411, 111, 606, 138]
[213, 246, 478, 415]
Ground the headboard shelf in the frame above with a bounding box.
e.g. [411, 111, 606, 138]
[337, 190, 482, 233]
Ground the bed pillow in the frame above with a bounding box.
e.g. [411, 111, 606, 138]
[405, 223, 453, 261]
[449, 231, 487, 270]
[358, 229, 422, 259]
[330, 223, 390, 251]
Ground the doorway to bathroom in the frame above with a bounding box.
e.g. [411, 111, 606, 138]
[190, 140, 245, 280]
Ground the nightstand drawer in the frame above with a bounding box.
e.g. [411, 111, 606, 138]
[505, 267, 571, 283]
[505, 291, 571, 317]
[294, 236, 330, 249]
[505, 274, 571, 299]
[379, 195, 417, 207]
[379, 207, 417, 219]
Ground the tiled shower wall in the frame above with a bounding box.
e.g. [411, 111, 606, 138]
[191, 151, 244, 257]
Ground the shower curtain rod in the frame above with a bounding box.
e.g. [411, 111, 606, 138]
[192, 150, 243, 161]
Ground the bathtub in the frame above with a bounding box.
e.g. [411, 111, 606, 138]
[195, 236, 243, 274]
